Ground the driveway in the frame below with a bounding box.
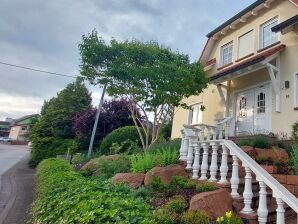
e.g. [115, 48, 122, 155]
[0, 144, 30, 177]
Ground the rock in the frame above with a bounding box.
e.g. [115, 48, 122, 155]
[255, 148, 289, 162]
[260, 165, 278, 174]
[241, 146, 256, 158]
[144, 164, 188, 186]
[112, 173, 145, 189]
[189, 188, 232, 219]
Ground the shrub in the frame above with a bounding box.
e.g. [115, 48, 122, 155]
[157, 147, 179, 167]
[149, 139, 181, 153]
[99, 126, 143, 155]
[131, 153, 157, 173]
[151, 176, 167, 192]
[292, 122, 298, 142]
[216, 211, 243, 224]
[238, 139, 253, 146]
[252, 135, 271, 149]
[165, 196, 188, 214]
[153, 208, 176, 224]
[196, 182, 217, 193]
[255, 156, 268, 164]
[180, 210, 210, 224]
[170, 176, 196, 189]
[80, 158, 99, 176]
[29, 137, 78, 167]
[32, 158, 153, 224]
[290, 145, 298, 175]
[110, 139, 141, 155]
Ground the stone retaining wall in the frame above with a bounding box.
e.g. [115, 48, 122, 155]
[272, 174, 298, 197]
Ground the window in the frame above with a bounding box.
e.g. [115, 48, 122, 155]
[189, 104, 203, 125]
[260, 17, 278, 49]
[238, 30, 254, 59]
[239, 96, 247, 117]
[257, 92, 266, 113]
[220, 42, 233, 66]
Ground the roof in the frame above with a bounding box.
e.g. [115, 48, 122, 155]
[206, 0, 266, 38]
[271, 15, 298, 33]
[12, 114, 39, 126]
[210, 44, 285, 82]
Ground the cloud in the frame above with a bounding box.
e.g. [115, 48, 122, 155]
[0, 0, 255, 120]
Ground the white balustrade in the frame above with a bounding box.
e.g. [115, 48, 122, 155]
[218, 143, 228, 184]
[275, 197, 285, 224]
[179, 129, 187, 161]
[186, 128, 198, 170]
[199, 142, 209, 180]
[192, 141, 201, 179]
[230, 154, 240, 198]
[241, 165, 253, 214]
[218, 126, 223, 139]
[209, 142, 219, 181]
[257, 181, 268, 224]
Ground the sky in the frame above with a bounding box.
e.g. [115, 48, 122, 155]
[0, 0, 256, 120]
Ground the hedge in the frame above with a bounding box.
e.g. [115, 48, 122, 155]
[31, 158, 153, 224]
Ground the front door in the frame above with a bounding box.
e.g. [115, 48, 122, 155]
[235, 84, 271, 135]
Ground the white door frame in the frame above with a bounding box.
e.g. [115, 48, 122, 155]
[232, 81, 272, 136]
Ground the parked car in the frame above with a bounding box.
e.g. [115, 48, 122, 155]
[0, 137, 13, 143]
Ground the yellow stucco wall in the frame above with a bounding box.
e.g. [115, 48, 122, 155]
[171, 1, 298, 139]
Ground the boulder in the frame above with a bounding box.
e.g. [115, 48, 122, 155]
[241, 146, 256, 158]
[112, 173, 145, 189]
[144, 164, 188, 186]
[189, 188, 232, 219]
[255, 148, 289, 162]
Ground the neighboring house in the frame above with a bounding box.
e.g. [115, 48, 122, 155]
[9, 114, 38, 141]
[172, 0, 298, 138]
[0, 121, 11, 137]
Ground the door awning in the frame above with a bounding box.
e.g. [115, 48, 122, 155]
[209, 44, 285, 84]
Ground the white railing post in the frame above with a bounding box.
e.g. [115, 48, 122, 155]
[218, 125, 223, 139]
[200, 126, 205, 142]
[192, 141, 201, 179]
[219, 143, 229, 184]
[200, 142, 209, 180]
[275, 197, 285, 224]
[179, 129, 187, 161]
[230, 153, 240, 198]
[209, 142, 219, 181]
[257, 181, 268, 224]
[241, 165, 254, 214]
[186, 128, 198, 170]
[212, 127, 217, 140]
[206, 127, 211, 141]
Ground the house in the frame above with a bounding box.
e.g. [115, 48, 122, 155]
[9, 114, 38, 141]
[0, 121, 10, 137]
[172, 0, 298, 139]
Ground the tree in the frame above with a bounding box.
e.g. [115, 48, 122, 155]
[79, 30, 207, 149]
[28, 78, 92, 166]
[72, 98, 140, 148]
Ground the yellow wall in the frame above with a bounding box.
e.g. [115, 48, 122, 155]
[171, 1, 298, 139]
[9, 126, 22, 140]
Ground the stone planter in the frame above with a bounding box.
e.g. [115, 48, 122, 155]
[272, 174, 298, 197]
[255, 148, 289, 162]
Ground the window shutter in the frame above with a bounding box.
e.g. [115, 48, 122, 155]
[238, 30, 253, 59]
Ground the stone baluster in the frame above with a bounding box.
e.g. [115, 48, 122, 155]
[275, 197, 285, 224]
[225, 122, 230, 140]
[186, 128, 199, 170]
[209, 142, 219, 181]
[230, 153, 240, 198]
[257, 181, 268, 224]
[206, 127, 211, 141]
[212, 127, 217, 140]
[199, 142, 209, 180]
[241, 165, 254, 214]
[219, 143, 228, 184]
[200, 126, 205, 142]
[192, 140, 201, 179]
[179, 129, 186, 161]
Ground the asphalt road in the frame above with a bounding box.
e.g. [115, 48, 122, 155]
[0, 144, 30, 177]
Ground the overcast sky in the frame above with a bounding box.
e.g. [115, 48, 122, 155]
[0, 0, 255, 120]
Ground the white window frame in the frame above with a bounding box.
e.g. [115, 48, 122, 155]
[237, 30, 254, 59]
[294, 72, 298, 108]
[220, 41, 233, 67]
[259, 16, 279, 49]
[188, 103, 203, 125]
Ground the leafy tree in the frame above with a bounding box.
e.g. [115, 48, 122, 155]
[72, 98, 140, 149]
[29, 78, 92, 166]
[79, 30, 207, 149]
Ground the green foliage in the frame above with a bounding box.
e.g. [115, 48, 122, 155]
[157, 147, 179, 167]
[180, 210, 211, 224]
[71, 153, 90, 166]
[216, 211, 243, 224]
[165, 196, 188, 214]
[153, 209, 176, 224]
[159, 123, 173, 141]
[110, 139, 141, 155]
[238, 139, 253, 147]
[29, 78, 91, 167]
[292, 122, 298, 142]
[170, 176, 196, 189]
[151, 177, 167, 192]
[32, 158, 153, 224]
[290, 145, 298, 175]
[28, 138, 78, 167]
[252, 135, 271, 149]
[149, 139, 181, 153]
[196, 182, 217, 193]
[79, 30, 207, 149]
[255, 156, 267, 164]
[100, 126, 142, 155]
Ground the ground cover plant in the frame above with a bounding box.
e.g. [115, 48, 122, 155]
[31, 158, 153, 224]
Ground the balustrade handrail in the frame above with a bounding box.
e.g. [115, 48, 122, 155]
[190, 123, 216, 129]
[220, 139, 298, 213]
[216, 116, 233, 126]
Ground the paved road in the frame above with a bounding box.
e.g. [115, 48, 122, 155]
[0, 144, 34, 224]
[0, 144, 29, 177]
